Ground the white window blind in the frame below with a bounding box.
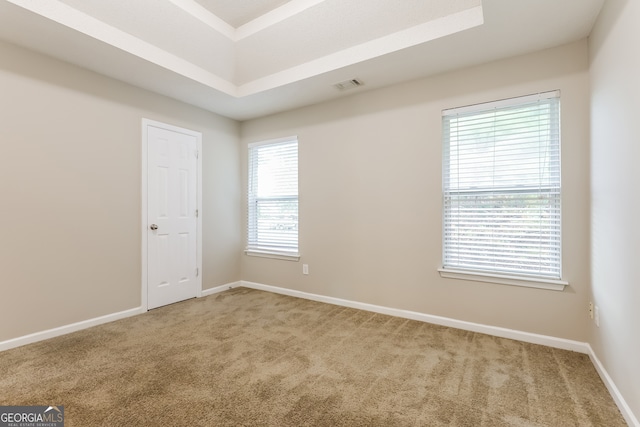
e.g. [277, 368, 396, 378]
[247, 137, 298, 257]
[442, 91, 561, 280]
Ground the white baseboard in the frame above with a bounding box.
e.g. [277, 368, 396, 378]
[3, 280, 635, 425]
[1, 281, 240, 353]
[587, 344, 640, 427]
[239, 281, 640, 424]
[239, 281, 589, 353]
[0, 306, 144, 352]
[201, 281, 241, 297]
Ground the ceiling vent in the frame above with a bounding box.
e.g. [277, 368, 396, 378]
[334, 78, 364, 91]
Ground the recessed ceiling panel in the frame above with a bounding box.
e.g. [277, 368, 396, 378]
[194, 0, 293, 27]
[236, 0, 482, 84]
[58, 0, 236, 81]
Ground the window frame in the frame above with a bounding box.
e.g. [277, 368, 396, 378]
[245, 136, 300, 261]
[439, 91, 567, 291]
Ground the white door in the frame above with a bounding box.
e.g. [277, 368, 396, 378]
[145, 121, 200, 309]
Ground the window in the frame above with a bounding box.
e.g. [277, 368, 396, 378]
[246, 137, 299, 260]
[440, 91, 565, 289]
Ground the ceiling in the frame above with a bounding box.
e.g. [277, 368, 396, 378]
[0, 0, 604, 121]
[194, 0, 293, 28]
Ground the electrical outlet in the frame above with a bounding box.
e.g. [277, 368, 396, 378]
[303, 264, 309, 275]
[589, 302, 594, 319]
[595, 306, 600, 327]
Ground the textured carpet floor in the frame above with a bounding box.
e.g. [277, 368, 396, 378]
[0, 287, 626, 426]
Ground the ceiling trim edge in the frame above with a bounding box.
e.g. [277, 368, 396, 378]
[6, 0, 484, 100]
[166, 0, 329, 41]
[238, 6, 485, 96]
[6, 0, 238, 95]
[166, 0, 235, 39]
[235, 0, 328, 40]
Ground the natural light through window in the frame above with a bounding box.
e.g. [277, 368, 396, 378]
[440, 91, 566, 290]
[246, 137, 299, 260]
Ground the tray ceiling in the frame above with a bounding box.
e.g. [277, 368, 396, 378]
[0, 0, 604, 120]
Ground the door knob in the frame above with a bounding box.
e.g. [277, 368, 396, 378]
[150, 224, 158, 230]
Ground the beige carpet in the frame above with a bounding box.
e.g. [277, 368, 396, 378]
[0, 287, 626, 426]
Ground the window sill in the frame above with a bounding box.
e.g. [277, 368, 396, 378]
[244, 249, 300, 262]
[438, 268, 568, 291]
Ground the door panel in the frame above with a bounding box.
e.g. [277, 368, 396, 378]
[147, 124, 198, 309]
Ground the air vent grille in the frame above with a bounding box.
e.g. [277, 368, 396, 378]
[334, 78, 364, 91]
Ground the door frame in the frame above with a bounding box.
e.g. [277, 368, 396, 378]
[141, 118, 203, 311]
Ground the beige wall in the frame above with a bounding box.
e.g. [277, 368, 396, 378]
[589, 0, 640, 422]
[0, 41, 242, 342]
[241, 40, 591, 342]
[0, 38, 595, 347]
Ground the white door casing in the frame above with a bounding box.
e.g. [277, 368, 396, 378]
[142, 119, 202, 310]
